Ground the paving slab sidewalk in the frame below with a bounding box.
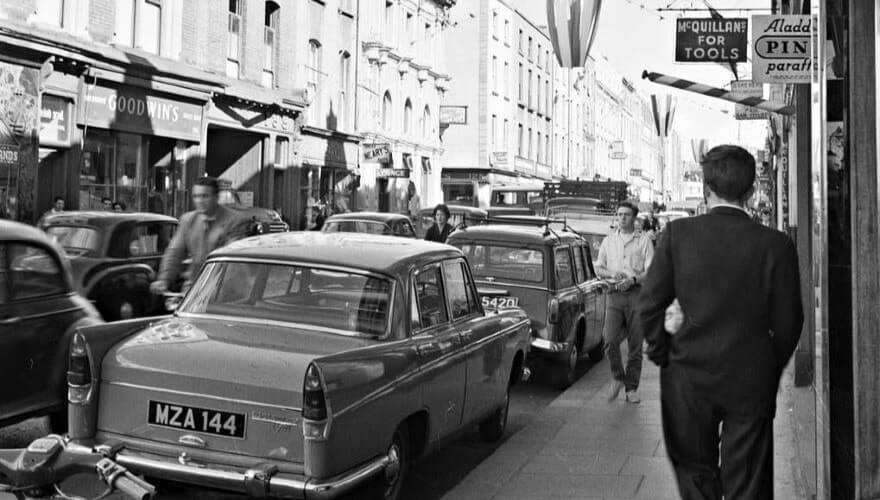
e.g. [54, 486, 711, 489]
[442, 357, 804, 500]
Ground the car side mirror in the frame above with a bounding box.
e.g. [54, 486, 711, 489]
[164, 293, 183, 312]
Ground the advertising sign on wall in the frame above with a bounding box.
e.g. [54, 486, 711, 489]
[731, 80, 769, 120]
[82, 84, 203, 141]
[439, 105, 467, 125]
[751, 15, 813, 83]
[675, 18, 749, 63]
[40, 95, 72, 145]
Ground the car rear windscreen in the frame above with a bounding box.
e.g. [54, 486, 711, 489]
[457, 243, 544, 283]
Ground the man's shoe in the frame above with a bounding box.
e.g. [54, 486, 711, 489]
[607, 380, 624, 402]
[625, 390, 641, 404]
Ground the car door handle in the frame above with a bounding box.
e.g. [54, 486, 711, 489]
[460, 330, 474, 342]
[417, 345, 441, 356]
[0, 316, 20, 325]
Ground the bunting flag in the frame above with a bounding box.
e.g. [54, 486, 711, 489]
[642, 70, 796, 115]
[650, 95, 677, 137]
[691, 139, 709, 163]
[546, 0, 603, 68]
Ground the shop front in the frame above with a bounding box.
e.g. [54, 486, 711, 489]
[299, 128, 361, 229]
[0, 61, 40, 222]
[76, 82, 204, 216]
[205, 95, 303, 226]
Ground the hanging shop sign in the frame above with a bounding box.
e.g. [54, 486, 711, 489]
[751, 15, 813, 84]
[362, 143, 391, 162]
[439, 105, 467, 125]
[675, 18, 748, 63]
[39, 95, 72, 145]
[731, 80, 769, 120]
[377, 167, 411, 178]
[82, 84, 203, 141]
[491, 151, 508, 166]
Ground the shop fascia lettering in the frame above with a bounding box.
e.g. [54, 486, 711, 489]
[677, 19, 748, 34]
[106, 94, 181, 122]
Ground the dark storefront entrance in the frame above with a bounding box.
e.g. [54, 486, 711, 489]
[205, 126, 264, 205]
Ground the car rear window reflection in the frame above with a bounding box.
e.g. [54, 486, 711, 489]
[178, 261, 392, 337]
[458, 244, 544, 283]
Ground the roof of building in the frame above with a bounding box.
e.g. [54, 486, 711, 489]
[211, 232, 461, 276]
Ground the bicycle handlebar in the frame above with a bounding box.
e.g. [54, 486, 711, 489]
[0, 435, 155, 500]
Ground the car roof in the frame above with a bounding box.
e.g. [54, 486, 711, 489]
[41, 211, 178, 227]
[211, 232, 461, 275]
[420, 205, 488, 216]
[491, 184, 544, 191]
[325, 212, 411, 223]
[1, 219, 58, 244]
[447, 223, 583, 245]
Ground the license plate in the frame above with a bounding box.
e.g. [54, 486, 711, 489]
[148, 401, 246, 439]
[481, 296, 519, 309]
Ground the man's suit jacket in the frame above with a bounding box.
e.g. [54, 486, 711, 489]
[637, 206, 804, 416]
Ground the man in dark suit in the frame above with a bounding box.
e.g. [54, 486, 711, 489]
[637, 145, 804, 499]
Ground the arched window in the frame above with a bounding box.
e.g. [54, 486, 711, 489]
[403, 99, 413, 135]
[382, 91, 393, 131]
[422, 106, 432, 137]
[307, 39, 322, 124]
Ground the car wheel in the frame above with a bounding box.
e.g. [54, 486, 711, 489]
[552, 343, 578, 390]
[48, 410, 67, 434]
[479, 383, 510, 442]
[375, 426, 410, 500]
[587, 339, 605, 362]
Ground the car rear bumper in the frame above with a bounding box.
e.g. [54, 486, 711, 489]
[113, 448, 393, 499]
[529, 338, 572, 360]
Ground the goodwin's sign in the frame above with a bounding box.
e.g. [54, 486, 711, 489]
[675, 18, 748, 63]
[82, 84, 203, 141]
[751, 15, 812, 83]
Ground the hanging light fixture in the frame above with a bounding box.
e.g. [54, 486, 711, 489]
[546, 0, 603, 68]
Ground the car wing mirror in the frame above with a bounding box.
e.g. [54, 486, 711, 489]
[164, 292, 184, 312]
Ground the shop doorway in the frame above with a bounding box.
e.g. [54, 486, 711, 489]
[206, 127, 264, 206]
[377, 178, 389, 212]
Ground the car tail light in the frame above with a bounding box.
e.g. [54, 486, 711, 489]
[68, 332, 93, 405]
[302, 363, 331, 441]
[548, 298, 559, 324]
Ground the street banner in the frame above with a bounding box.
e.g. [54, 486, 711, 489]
[731, 80, 769, 120]
[546, 0, 603, 68]
[675, 18, 748, 63]
[751, 15, 813, 83]
[641, 70, 795, 115]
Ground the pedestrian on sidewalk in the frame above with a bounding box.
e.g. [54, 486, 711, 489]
[637, 145, 804, 500]
[594, 200, 654, 404]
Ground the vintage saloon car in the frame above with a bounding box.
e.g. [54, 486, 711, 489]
[321, 212, 417, 238]
[448, 222, 606, 389]
[0, 220, 102, 431]
[66, 232, 530, 499]
[41, 211, 178, 320]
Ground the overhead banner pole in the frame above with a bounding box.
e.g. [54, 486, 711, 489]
[642, 70, 795, 115]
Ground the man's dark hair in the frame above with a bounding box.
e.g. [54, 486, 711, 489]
[433, 203, 451, 219]
[193, 176, 220, 195]
[54, 196, 64, 203]
[617, 201, 639, 218]
[700, 145, 756, 201]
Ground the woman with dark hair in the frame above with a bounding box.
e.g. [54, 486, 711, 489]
[424, 203, 453, 242]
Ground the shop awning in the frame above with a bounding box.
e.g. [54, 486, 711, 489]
[642, 70, 795, 116]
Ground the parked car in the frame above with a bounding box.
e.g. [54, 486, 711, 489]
[416, 205, 488, 238]
[0, 220, 103, 431]
[41, 211, 179, 321]
[219, 182, 289, 235]
[448, 222, 606, 389]
[65, 232, 531, 499]
[322, 211, 417, 238]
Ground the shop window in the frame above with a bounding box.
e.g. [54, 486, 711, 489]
[403, 99, 413, 135]
[262, 1, 280, 88]
[227, 0, 243, 78]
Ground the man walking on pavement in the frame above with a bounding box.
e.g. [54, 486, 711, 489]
[637, 145, 803, 500]
[150, 176, 250, 294]
[595, 201, 654, 404]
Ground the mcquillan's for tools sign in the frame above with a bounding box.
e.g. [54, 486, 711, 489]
[675, 18, 749, 63]
[751, 15, 813, 83]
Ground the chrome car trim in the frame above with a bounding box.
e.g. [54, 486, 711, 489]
[474, 279, 548, 292]
[334, 319, 528, 419]
[530, 338, 571, 353]
[113, 449, 392, 500]
[103, 381, 302, 412]
[175, 312, 380, 339]
[19, 305, 84, 321]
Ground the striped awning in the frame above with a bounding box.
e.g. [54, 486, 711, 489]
[642, 71, 795, 116]
[546, 0, 603, 68]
